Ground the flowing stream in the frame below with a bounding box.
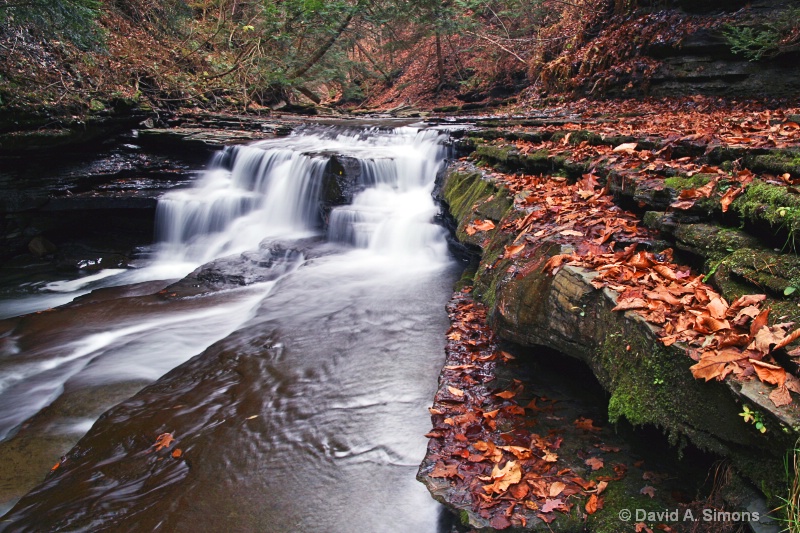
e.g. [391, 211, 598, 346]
[0, 126, 460, 531]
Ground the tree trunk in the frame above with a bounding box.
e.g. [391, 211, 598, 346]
[435, 31, 445, 89]
[289, 5, 360, 80]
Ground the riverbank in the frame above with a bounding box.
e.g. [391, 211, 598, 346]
[420, 103, 800, 531]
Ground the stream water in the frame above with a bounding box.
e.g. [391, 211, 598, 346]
[0, 126, 461, 531]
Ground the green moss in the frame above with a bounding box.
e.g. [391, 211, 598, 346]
[454, 265, 477, 292]
[663, 173, 713, 191]
[747, 149, 800, 177]
[550, 129, 604, 146]
[732, 179, 800, 237]
[588, 481, 665, 533]
[88, 99, 105, 112]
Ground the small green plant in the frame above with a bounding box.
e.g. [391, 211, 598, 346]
[653, 377, 664, 386]
[777, 439, 800, 533]
[723, 8, 800, 62]
[739, 405, 767, 433]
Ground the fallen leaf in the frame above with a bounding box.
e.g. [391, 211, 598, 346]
[574, 417, 602, 432]
[153, 433, 175, 451]
[549, 481, 566, 497]
[613, 142, 638, 153]
[751, 360, 787, 386]
[504, 243, 525, 257]
[447, 386, 465, 397]
[641, 485, 656, 498]
[770, 385, 792, 407]
[483, 460, 522, 494]
[585, 457, 604, 471]
[495, 390, 517, 399]
[171, 448, 183, 458]
[541, 498, 563, 513]
[774, 327, 800, 351]
[585, 494, 600, 515]
[720, 187, 744, 212]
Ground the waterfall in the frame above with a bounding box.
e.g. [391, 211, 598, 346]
[153, 126, 451, 268]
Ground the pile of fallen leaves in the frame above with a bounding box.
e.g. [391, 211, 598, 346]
[423, 291, 623, 529]
[472, 166, 800, 408]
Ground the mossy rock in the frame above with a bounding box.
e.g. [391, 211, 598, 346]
[550, 129, 604, 146]
[673, 222, 761, 261]
[731, 179, 800, 237]
[663, 173, 714, 191]
[721, 247, 800, 298]
[746, 149, 800, 178]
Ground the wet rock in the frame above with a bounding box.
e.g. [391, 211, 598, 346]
[27, 236, 56, 258]
[164, 244, 306, 296]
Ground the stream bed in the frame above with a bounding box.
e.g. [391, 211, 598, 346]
[0, 126, 461, 531]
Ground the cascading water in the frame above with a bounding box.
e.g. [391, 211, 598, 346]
[0, 124, 461, 532]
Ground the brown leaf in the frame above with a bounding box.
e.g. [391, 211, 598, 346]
[653, 264, 679, 282]
[574, 417, 602, 432]
[171, 448, 183, 458]
[750, 359, 787, 387]
[447, 386, 465, 397]
[473, 219, 496, 232]
[499, 445, 532, 460]
[720, 187, 744, 213]
[153, 433, 175, 452]
[690, 349, 747, 381]
[495, 390, 517, 399]
[706, 297, 729, 320]
[430, 461, 462, 479]
[750, 326, 786, 354]
[585, 457, 604, 471]
[504, 243, 525, 257]
[541, 498, 563, 513]
[585, 494, 600, 515]
[549, 481, 566, 498]
[696, 315, 731, 332]
[483, 460, 522, 494]
[596, 481, 609, 495]
[728, 294, 766, 316]
[612, 298, 649, 312]
[613, 142, 638, 153]
[774, 327, 800, 351]
[489, 515, 511, 530]
[640, 485, 656, 498]
[750, 308, 771, 338]
[770, 385, 793, 407]
[509, 482, 530, 499]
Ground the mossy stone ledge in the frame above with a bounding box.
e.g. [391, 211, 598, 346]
[430, 166, 800, 527]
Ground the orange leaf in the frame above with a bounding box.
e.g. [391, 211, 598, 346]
[171, 448, 183, 458]
[585, 494, 600, 515]
[750, 308, 771, 338]
[447, 386, 465, 397]
[750, 360, 787, 387]
[153, 433, 175, 452]
[774, 327, 800, 351]
[495, 390, 517, 399]
[549, 481, 566, 498]
[585, 457, 604, 471]
[720, 187, 744, 213]
[504, 243, 525, 257]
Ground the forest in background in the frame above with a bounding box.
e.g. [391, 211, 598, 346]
[0, 0, 799, 118]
